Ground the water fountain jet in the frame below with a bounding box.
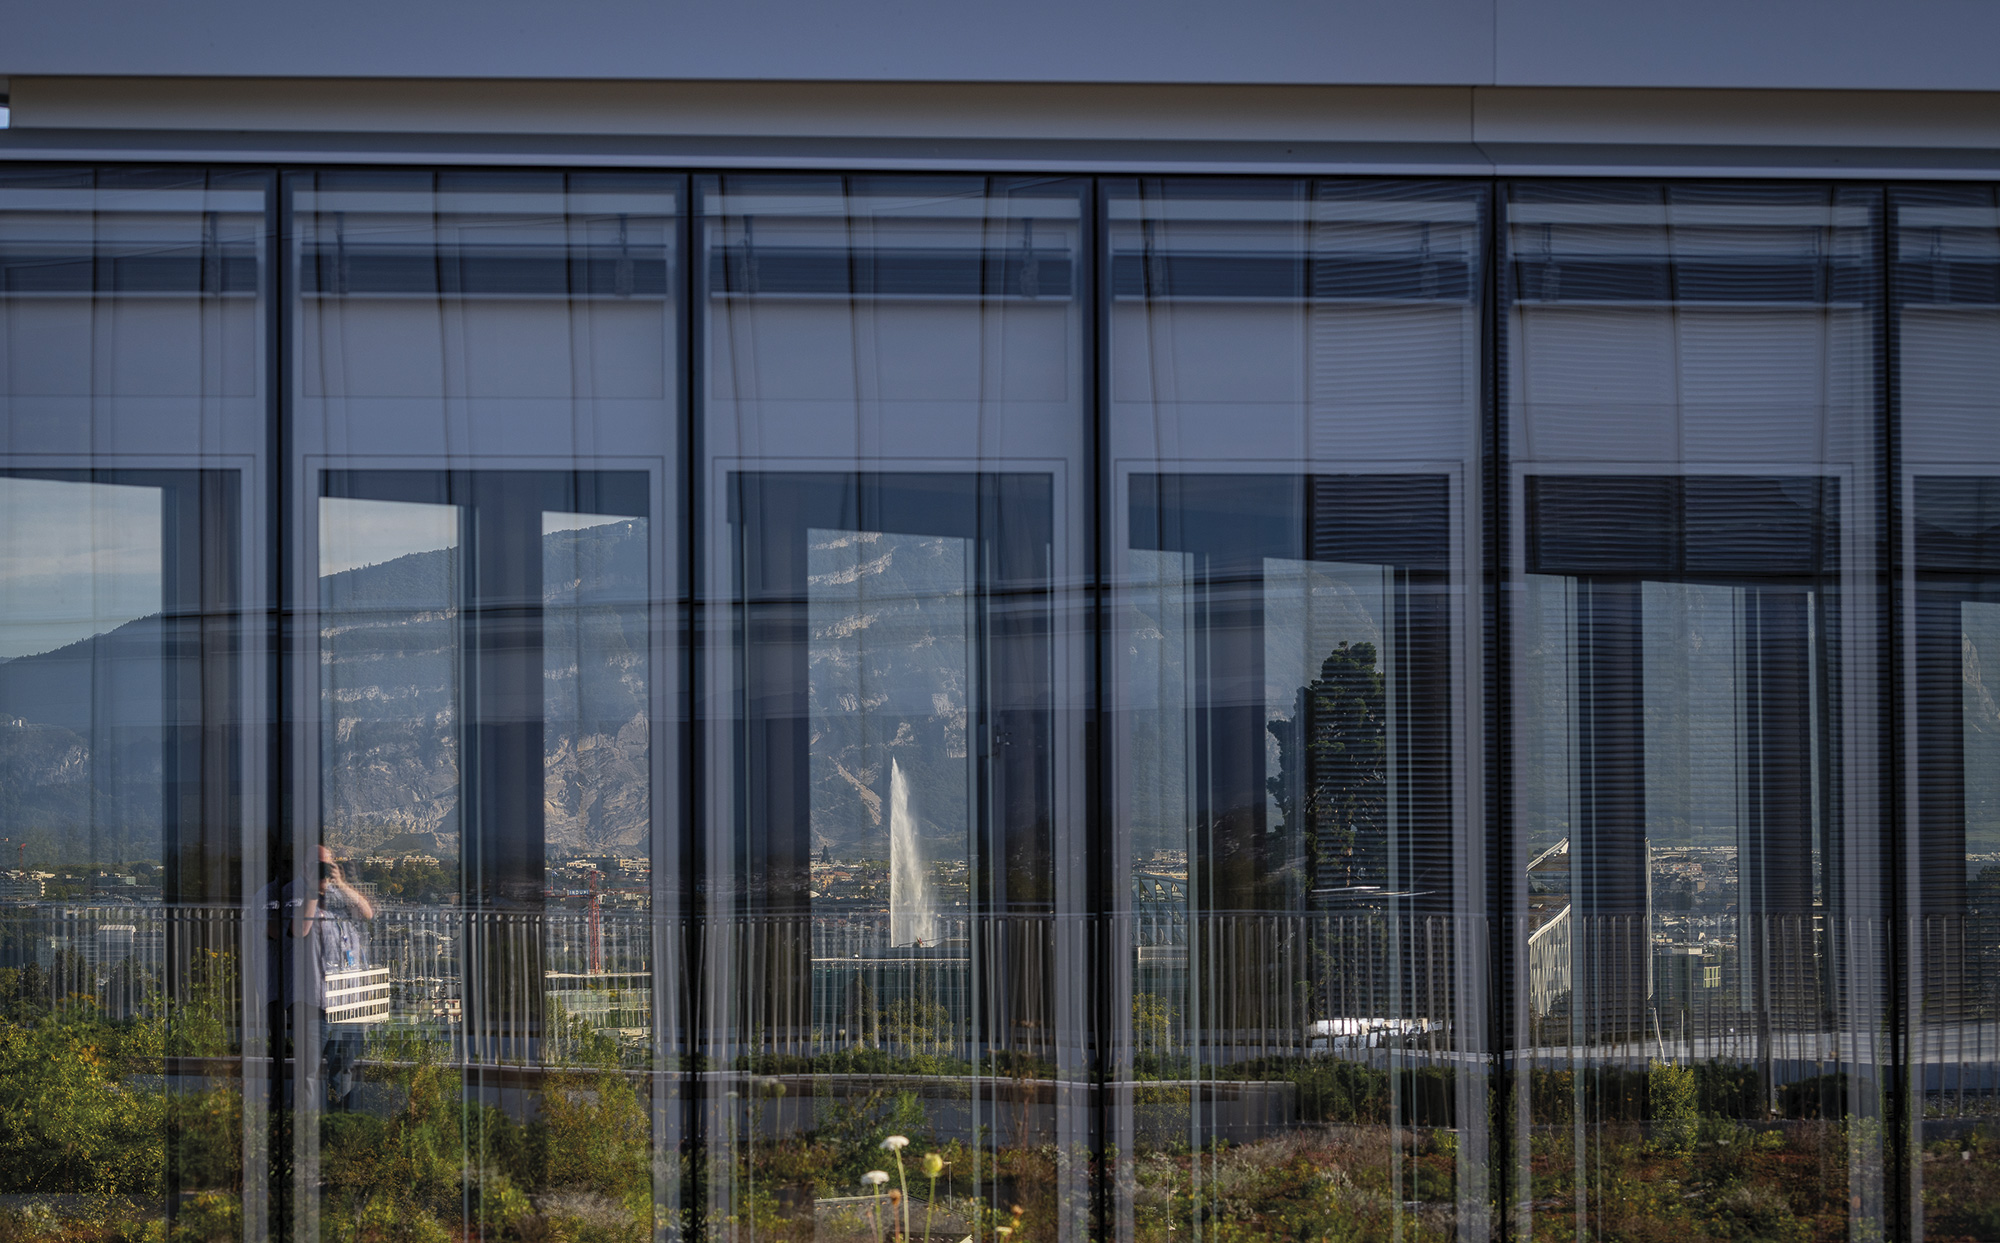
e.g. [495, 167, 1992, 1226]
[888, 759, 937, 947]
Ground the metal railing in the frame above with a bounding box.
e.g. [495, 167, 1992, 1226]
[3, 901, 1989, 1125]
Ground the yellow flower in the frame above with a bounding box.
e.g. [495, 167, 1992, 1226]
[921, 1152, 945, 1179]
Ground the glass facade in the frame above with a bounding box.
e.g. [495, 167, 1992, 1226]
[697, 175, 1092, 1238]
[1105, 179, 1486, 1241]
[0, 165, 1992, 1243]
[1506, 184, 1888, 1242]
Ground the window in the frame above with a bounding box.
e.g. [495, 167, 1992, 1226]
[288, 171, 683, 1239]
[1896, 183, 2000, 1239]
[0, 168, 266, 1240]
[698, 174, 1095, 1237]
[1506, 182, 1885, 1240]
[1106, 179, 1487, 1239]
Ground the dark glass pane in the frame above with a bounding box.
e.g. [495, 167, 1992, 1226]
[0, 169, 268, 1243]
[698, 175, 1092, 1241]
[1897, 181, 2000, 1242]
[1106, 179, 1489, 1240]
[1507, 182, 1885, 1242]
[290, 172, 683, 1243]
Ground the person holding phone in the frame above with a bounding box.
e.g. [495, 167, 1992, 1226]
[266, 844, 377, 1111]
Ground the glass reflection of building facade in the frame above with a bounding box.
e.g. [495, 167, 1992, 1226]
[2, 156, 1999, 1243]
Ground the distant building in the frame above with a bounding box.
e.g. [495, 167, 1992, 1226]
[0, 872, 44, 902]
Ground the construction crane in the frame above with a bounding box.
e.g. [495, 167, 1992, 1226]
[543, 870, 646, 973]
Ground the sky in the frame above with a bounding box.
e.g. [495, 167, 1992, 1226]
[318, 496, 632, 575]
[0, 480, 638, 661]
[0, 476, 163, 660]
[318, 496, 460, 575]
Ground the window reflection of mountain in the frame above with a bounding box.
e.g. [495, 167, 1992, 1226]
[313, 519, 652, 856]
[0, 614, 169, 859]
[805, 527, 973, 865]
[1267, 641, 1389, 909]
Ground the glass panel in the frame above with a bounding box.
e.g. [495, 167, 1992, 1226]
[0, 167, 265, 1243]
[0, 161, 1956, 1243]
[541, 506, 653, 1048]
[699, 175, 1091, 1242]
[1894, 188, 2000, 1238]
[1907, 478, 2000, 1239]
[806, 524, 976, 954]
[1507, 182, 1885, 1243]
[306, 471, 661, 1243]
[717, 471, 1069, 1242]
[1117, 476, 1468, 1241]
[0, 474, 167, 951]
[314, 491, 458, 1092]
[318, 496, 460, 869]
[1105, 179, 1487, 1242]
[290, 171, 680, 1243]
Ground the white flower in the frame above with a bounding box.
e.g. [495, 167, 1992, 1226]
[881, 1135, 910, 1152]
[862, 1170, 890, 1187]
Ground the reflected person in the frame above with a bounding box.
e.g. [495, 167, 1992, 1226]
[289, 844, 377, 1111]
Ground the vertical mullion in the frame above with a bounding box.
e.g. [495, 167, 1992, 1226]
[1880, 183, 1913, 1243]
[1485, 176, 1524, 1243]
[1086, 172, 1111, 1243]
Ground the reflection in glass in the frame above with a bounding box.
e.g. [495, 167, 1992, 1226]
[1106, 179, 1486, 1243]
[713, 473, 1062, 1241]
[10, 163, 1991, 1241]
[1518, 477, 1865, 1241]
[307, 472, 657, 1243]
[1, 477, 167, 860]
[1908, 476, 2000, 1237]
[807, 525, 975, 955]
[0, 168, 264, 1243]
[1119, 475, 1468, 1242]
[699, 174, 1090, 1241]
[1507, 181, 1883, 1243]
[541, 508, 653, 1054]
[314, 494, 457, 1116]
[290, 170, 679, 1243]
[318, 496, 460, 864]
[0, 470, 247, 1240]
[1895, 187, 2000, 1236]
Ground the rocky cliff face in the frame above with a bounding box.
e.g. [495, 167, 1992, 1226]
[0, 520, 656, 864]
[805, 527, 976, 865]
[317, 519, 653, 857]
[1, 512, 991, 869]
[0, 615, 167, 865]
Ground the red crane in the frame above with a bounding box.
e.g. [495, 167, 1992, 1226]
[587, 872, 602, 974]
[544, 869, 645, 974]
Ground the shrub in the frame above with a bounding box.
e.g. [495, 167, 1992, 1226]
[169, 1191, 240, 1243]
[534, 1192, 645, 1243]
[1648, 1061, 1698, 1156]
[0, 1012, 167, 1196]
[1707, 1183, 1810, 1243]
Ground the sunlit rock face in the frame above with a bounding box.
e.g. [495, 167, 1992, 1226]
[311, 517, 651, 858]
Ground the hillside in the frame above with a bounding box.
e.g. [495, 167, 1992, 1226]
[0, 521, 655, 864]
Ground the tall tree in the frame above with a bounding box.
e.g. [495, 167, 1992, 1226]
[1269, 642, 1388, 903]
